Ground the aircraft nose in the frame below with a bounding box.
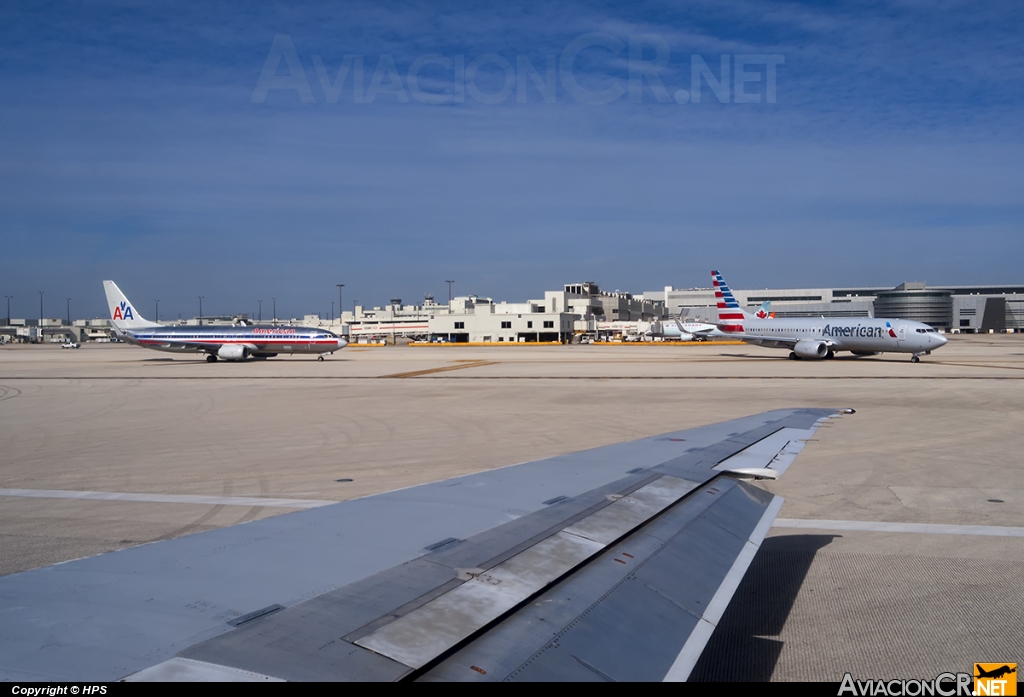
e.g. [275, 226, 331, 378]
[937, 333, 948, 346]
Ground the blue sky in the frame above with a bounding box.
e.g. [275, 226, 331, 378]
[1, 1, 1022, 320]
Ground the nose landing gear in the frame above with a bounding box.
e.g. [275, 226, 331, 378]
[911, 354, 921, 363]
[318, 355, 325, 362]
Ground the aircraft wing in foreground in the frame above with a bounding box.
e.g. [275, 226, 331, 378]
[0, 408, 848, 682]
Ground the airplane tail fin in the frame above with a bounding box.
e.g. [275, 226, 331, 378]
[711, 270, 747, 333]
[103, 281, 161, 331]
[755, 300, 775, 319]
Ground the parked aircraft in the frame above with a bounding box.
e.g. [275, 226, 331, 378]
[103, 281, 347, 361]
[651, 302, 772, 341]
[711, 270, 947, 362]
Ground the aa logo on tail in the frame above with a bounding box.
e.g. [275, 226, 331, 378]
[112, 301, 135, 321]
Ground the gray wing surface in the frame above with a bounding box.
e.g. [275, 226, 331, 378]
[0, 408, 842, 682]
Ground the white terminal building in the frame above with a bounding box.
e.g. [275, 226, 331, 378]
[286, 283, 663, 343]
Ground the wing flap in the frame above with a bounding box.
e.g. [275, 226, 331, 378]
[353, 476, 699, 669]
[421, 479, 782, 682]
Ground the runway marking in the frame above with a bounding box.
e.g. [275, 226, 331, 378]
[416, 375, 1024, 380]
[933, 361, 1024, 371]
[377, 360, 498, 378]
[0, 375, 1022, 381]
[774, 518, 1024, 537]
[0, 488, 336, 509]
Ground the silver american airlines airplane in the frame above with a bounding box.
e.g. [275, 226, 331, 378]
[711, 270, 948, 362]
[103, 281, 348, 361]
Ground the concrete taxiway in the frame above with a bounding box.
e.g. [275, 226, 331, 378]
[0, 336, 1021, 681]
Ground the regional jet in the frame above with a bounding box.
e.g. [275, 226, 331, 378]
[651, 302, 771, 341]
[711, 270, 948, 362]
[103, 281, 347, 361]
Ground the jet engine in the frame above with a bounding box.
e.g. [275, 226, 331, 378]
[793, 339, 829, 359]
[217, 344, 248, 360]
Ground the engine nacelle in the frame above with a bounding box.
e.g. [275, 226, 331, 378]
[793, 339, 828, 359]
[217, 344, 248, 360]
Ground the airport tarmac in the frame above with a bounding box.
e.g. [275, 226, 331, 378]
[1, 336, 1021, 681]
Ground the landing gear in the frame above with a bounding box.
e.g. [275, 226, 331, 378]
[911, 355, 921, 363]
[789, 352, 799, 360]
[206, 354, 218, 363]
[318, 355, 325, 362]
[826, 349, 835, 359]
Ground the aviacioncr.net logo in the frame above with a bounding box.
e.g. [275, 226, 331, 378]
[838, 673, 973, 696]
[974, 664, 1017, 696]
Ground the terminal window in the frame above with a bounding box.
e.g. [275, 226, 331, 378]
[543, 321, 554, 328]
[454, 322, 465, 329]
[501, 321, 511, 329]
[527, 321, 533, 328]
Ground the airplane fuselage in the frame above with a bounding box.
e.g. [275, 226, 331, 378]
[122, 325, 346, 356]
[736, 317, 947, 356]
[653, 320, 724, 341]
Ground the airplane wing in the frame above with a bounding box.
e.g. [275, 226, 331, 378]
[0, 408, 845, 682]
[111, 327, 221, 352]
[135, 337, 223, 351]
[716, 329, 802, 349]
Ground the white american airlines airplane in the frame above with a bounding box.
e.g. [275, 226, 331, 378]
[103, 281, 347, 361]
[711, 270, 948, 362]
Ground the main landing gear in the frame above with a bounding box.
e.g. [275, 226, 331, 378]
[789, 351, 799, 360]
[206, 354, 218, 363]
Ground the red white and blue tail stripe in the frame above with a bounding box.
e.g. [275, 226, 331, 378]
[712, 270, 745, 333]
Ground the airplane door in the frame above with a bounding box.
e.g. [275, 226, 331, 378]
[897, 324, 907, 347]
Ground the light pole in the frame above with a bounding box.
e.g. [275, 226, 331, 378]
[331, 301, 334, 324]
[445, 280, 454, 313]
[39, 291, 43, 342]
[258, 300, 262, 323]
[390, 298, 401, 346]
[5, 295, 12, 326]
[336, 284, 344, 324]
[66, 297, 71, 326]
[154, 300, 159, 322]
[272, 297, 277, 325]
[198, 296, 204, 326]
